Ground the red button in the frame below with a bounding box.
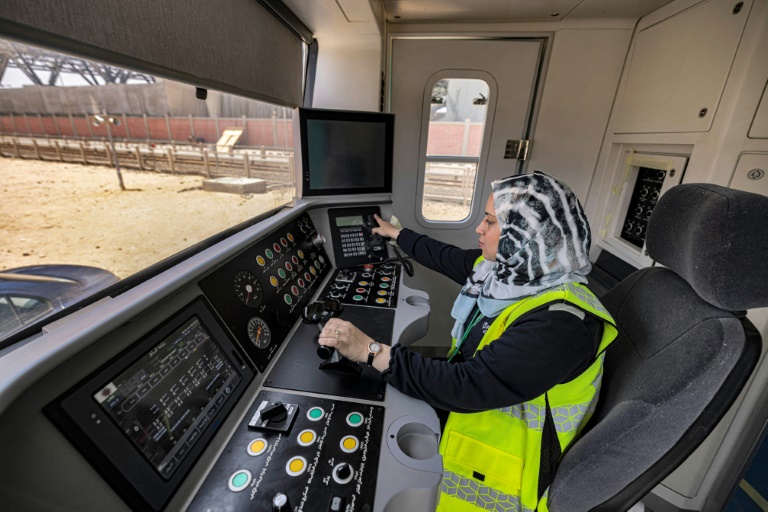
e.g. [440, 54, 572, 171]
[363, 264, 373, 269]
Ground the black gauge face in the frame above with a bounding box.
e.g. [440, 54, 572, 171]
[234, 270, 263, 308]
[247, 317, 271, 349]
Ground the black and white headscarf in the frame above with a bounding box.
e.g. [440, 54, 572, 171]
[451, 172, 592, 338]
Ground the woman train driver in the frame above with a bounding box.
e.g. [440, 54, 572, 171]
[318, 171, 617, 512]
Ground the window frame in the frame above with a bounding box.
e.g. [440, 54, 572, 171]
[414, 70, 498, 229]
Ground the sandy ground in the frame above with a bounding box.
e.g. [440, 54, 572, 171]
[1, 157, 470, 279]
[1, 158, 293, 278]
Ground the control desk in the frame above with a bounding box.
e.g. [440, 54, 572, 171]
[0, 204, 441, 512]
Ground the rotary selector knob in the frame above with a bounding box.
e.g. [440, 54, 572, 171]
[333, 462, 354, 484]
[312, 233, 326, 247]
[272, 492, 290, 512]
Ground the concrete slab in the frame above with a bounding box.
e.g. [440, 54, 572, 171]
[202, 177, 267, 194]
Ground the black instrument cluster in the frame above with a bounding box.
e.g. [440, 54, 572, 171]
[199, 213, 332, 372]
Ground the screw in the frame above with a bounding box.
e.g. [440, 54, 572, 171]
[670, 169, 676, 177]
[733, 2, 743, 14]
[699, 108, 708, 118]
[748, 168, 765, 180]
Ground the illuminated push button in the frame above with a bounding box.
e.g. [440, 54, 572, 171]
[270, 276, 279, 287]
[381, 277, 391, 282]
[314, 260, 321, 269]
[352, 295, 364, 302]
[280, 237, 288, 247]
[363, 264, 374, 269]
[379, 283, 390, 289]
[291, 285, 299, 296]
[247, 438, 268, 456]
[297, 429, 317, 447]
[266, 249, 274, 259]
[304, 272, 311, 281]
[285, 262, 293, 272]
[307, 407, 325, 421]
[340, 435, 359, 453]
[361, 273, 371, 278]
[228, 469, 252, 492]
[292, 255, 299, 265]
[377, 290, 387, 296]
[256, 255, 266, 267]
[278, 269, 286, 279]
[286, 456, 307, 477]
[287, 233, 294, 242]
[318, 255, 325, 264]
[284, 294, 292, 305]
[309, 266, 317, 275]
[273, 242, 281, 253]
[359, 281, 369, 286]
[355, 288, 366, 293]
[298, 278, 305, 288]
[346, 412, 364, 427]
[297, 249, 305, 259]
[375, 298, 386, 304]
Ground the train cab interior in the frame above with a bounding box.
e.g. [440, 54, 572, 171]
[0, 0, 767, 511]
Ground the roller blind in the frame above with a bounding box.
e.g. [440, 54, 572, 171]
[0, 0, 306, 107]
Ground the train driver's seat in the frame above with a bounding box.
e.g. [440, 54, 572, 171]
[547, 183, 768, 511]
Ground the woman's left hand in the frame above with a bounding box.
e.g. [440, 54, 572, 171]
[318, 318, 373, 363]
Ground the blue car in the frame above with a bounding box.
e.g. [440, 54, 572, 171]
[0, 265, 119, 340]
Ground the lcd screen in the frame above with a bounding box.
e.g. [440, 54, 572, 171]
[335, 215, 364, 227]
[93, 315, 240, 479]
[306, 119, 387, 190]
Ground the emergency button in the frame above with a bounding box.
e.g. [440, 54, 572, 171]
[340, 435, 359, 453]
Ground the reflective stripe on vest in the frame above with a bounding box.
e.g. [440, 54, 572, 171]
[438, 276, 617, 512]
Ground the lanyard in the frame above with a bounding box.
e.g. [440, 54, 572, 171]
[447, 308, 484, 362]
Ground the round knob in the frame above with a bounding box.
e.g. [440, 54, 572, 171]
[333, 462, 354, 484]
[312, 233, 326, 247]
[272, 492, 290, 512]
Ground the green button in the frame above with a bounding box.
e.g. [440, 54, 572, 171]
[266, 249, 273, 259]
[379, 283, 389, 289]
[308, 407, 323, 419]
[284, 294, 292, 305]
[353, 295, 363, 301]
[348, 413, 363, 426]
[278, 269, 286, 278]
[232, 472, 249, 487]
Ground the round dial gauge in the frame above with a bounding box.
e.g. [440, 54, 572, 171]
[247, 317, 271, 349]
[234, 270, 263, 308]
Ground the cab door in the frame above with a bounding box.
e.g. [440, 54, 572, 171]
[389, 38, 544, 348]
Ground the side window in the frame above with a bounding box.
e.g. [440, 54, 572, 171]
[420, 78, 491, 222]
[9, 296, 53, 324]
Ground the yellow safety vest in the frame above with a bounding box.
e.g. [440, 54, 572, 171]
[437, 279, 617, 512]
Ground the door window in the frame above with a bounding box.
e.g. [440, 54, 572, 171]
[421, 78, 490, 222]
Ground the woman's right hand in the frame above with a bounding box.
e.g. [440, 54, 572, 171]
[372, 214, 401, 240]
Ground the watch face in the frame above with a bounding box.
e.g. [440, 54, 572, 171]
[369, 342, 382, 354]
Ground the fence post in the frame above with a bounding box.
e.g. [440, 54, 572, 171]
[37, 113, 46, 139]
[52, 113, 61, 137]
[271, 111, 277, 147]
[167, 147, 175, 174]
[260, 145, 266, 160]
[79, 141, 87, 164]
[244, 152, 251, 178]
[165, 113, 172, 142]
[54, 140, 63, 161]
[203, 148, 211, 177]
[32, 139, 41, 159]
[143, 113, 150, 143]
[12, 137, 20, 158]
[23, 113, 31, 135]
[105, 143, 113, 167]
[242, 115, 248, 146]
[214, 114, 220, 141]
[86, 114, 94, 138]
[188, 114, 195, 139]
[10, 113, 16, 136]
[69, 113, 78, 137]
[461, 118, 471, 156]
[122, 113, 130, 139]
[135, 147, 144, 170]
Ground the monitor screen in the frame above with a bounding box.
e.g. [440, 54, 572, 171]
[298, 108, 394, 196]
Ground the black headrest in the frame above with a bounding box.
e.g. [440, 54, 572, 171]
[646, 184, 768, 312]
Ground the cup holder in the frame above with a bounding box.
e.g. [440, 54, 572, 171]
[396, 422, 438, 460]
[405, 295, 429, 307]
[386, 416, 441, 471]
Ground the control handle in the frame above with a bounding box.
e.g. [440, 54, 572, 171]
[272, 492, 290, 512]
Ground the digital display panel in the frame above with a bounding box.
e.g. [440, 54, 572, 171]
[93, 315, 241, 479]
[335, 215, 364, 227]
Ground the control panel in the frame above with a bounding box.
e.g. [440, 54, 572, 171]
[188, 389, 384, 512]
[328, 206, 389, 268]
[320, 262, 400, 308]
[199, 213, 332, 371]
[621, 167, 666, 248]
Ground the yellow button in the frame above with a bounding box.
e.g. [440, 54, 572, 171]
[286, 456, 308, 476]
[340, 435, 359, 453]
[376, 298, 386, 304]
[297, 429, 316, 446]
[247, 438, 268, 456]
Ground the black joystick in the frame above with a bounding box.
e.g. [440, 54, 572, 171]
[272, 492, 290, 512]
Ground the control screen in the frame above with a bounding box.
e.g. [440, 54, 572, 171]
[335, 215, 364, 227]
[93, 316, 241, 479]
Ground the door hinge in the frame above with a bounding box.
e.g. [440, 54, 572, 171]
[504, 139, 530, 161]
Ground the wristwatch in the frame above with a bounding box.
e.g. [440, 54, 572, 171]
[366, 341, 382, 366]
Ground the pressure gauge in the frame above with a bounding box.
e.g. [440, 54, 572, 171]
[234, 270, 263, 308]
[247, 317, 272, 349]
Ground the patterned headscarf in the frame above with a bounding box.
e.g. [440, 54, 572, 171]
[451, 172, 592, 338]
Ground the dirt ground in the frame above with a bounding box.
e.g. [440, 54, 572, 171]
[1, 158, 293, 278]
[0, 157, 470, 279]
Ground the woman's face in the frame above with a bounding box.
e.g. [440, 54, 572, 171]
[476, 194, 500, 261]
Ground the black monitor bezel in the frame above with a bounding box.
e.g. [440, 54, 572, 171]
[298, 107, 394, 197]
[44, 298, 255, 512]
